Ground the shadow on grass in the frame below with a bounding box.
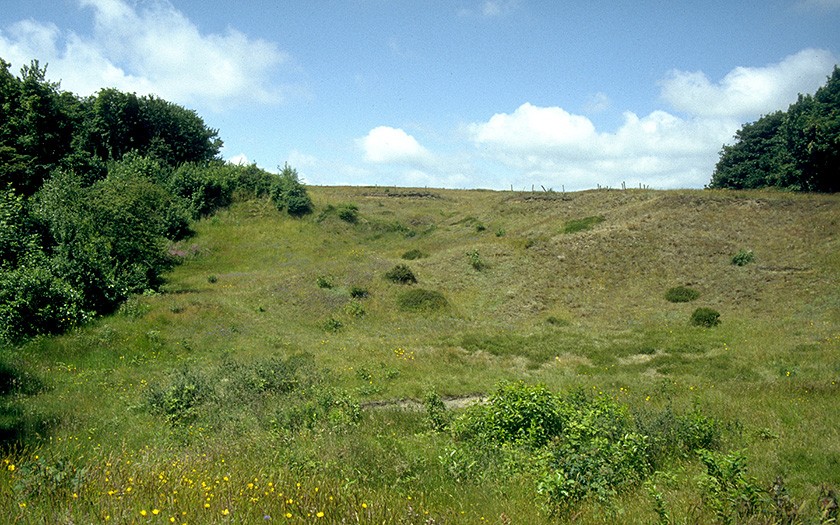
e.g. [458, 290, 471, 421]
[0, 359, 56, 451]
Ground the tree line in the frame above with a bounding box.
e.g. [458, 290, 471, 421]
[0, 58, 312, 342]
[710, 66, 839, 192]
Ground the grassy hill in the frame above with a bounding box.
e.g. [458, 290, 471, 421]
[2, 186, 839, 523]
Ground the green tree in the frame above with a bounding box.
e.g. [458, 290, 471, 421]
[270, 163, 313, 216]
[710, 66, 840, 192]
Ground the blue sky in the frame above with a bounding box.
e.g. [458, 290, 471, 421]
[1, 0, 838, 190]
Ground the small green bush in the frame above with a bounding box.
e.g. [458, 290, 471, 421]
[562, 215, 605, 234]
[147, 368, 210, 426]
[401, 249, 427, 260]
[385, 264, 417, 284]
[270, 163, 313, 217]
[337, 204, 359, 223]
[546, 316, 570, 327]
[344, 300, 365, 318]
[316, 275, 335, 289]
[324, 317, 343, 332]
[691, 307, 721, 327]
[665, 285, 700, 303]
[349, 286, 369, 298]
[467, 249, 486, 271]
[397, 288, 448, 311]
[731, 249, 755, 266]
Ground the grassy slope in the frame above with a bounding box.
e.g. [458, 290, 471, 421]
[2, 186, 839, 523]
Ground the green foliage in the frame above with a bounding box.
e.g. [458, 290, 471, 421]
[447, 382, 728, 513]
[467, 249, 486, 271]
[147, 368, 211, 426]
[324, 317, 344, 332]
[401, 248, 427, 260]
[0, 186, 40, 269]
[691, 307, 721, 328]
[316, 275, 335, 289]
[337, 204, 359, 223]
[349, 286, 369, 299]
[562, 215, 605, 233]
[0, 262, 89, 342]
[711, 66, 840, 192]
[665, 285, 700, 303]
[385, 264, 417, 284]
[271, 163, 313, 217]
[344, 300, 366, 318]
[731, 249, 755, 266]
[453, 381, 565, 449]
[397, 289, 448, 311]
[423, 388, 450, 432]
[697, 449, 766, 524]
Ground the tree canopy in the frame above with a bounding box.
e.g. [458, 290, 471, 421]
[709, 66, 840, 192]
[0, 58, 311, 342]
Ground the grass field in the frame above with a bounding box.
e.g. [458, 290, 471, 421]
[2, 186, 839, 523]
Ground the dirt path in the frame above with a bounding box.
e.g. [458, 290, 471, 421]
[362, 394, 486, 411]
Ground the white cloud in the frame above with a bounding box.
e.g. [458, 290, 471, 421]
[359, 126, 430, 164]
[227, 153, 250, 166]
[462, 50, 838, 190]
[0, 0, 291, 110]
[660, 48, 838, 118]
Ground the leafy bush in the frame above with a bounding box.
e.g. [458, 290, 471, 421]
[423, 389, 451, 432]
[467, 249, 486, 271]
[665, 285, 700, 303]
[344, 300, 365, 317]
[270, 163, 313, 217]
[349, 286, 369, 298]
[697, 449, 766, 523]
[324, 317, 344, 332]
[0, 262, 89, 342]
[731, 249, 755, 266]
[147, 368, 211, 426]
[452, 381, 565, 449]
[562, 215, 605, 234]
[397, 289, 448, 311]
[691, 307, 721, 327]
[401, 249, 427, 260]
[337, 204, 359, 223]
[316, 274, 335, 289]
[385, 264, 417, 284]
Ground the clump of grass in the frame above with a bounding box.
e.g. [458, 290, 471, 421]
[691, 307, 721, 327]
[397, 288, 448, 311]
[207, 274, 218, 283]
[562, 215, 605, 234]
[665, 285, 700, 303]
[316, 275, 335, 289]
[349, 286, 369, 298]
[732, 249, 755, 266]
[401, 249, 427, 260]
[344, 300, 365, 318]
[385, 264, 417, 284]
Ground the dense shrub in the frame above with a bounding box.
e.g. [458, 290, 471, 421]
[0, 263, 89, 342]
[385, 264, 417, 284]
[147, 368, 211, 426]
[397, 289, 448, 311]
[270, 163, 313, 217]
[349, 286, 369, 298]
[665, 285, 700, 303]
[731, 249, 755, 266]
[447, 381, 726, 513]
[691, 307, 721, 327]
[337, 204, 359, 223]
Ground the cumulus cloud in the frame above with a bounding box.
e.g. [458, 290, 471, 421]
[463, 50, 838, 190]
[660, 48, 837, 118]
[0, 0, 291, 109]
[359, 126, 430, 164]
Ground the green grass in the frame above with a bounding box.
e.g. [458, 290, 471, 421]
[1, 187, 839, 523]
